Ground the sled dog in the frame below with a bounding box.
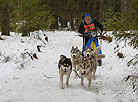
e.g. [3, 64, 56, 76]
[70, 46, 82, 76]
[79, 58, 92, 88]
[58, 55, 72, 89]
[87, 46, 105, 80]
[83, 46, 94, 58]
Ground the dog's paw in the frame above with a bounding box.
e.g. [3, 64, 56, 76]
[66, 84, 69, 88]
[88, 85, 91, 88]
[60, 86, 64, 89]
[66, 82, 69, 86]
[81, 82, 84, 86]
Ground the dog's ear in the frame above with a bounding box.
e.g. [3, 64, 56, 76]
[97, 54, 105, 60]
[72, 46, 74, 49]
[94, 46, 101, 54]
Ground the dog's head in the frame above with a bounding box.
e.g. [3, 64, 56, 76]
[58, 55, 72, 72]
[84, 46, 93, 58]
[70, 46, 81, 59]
[79, 58, 91, 76]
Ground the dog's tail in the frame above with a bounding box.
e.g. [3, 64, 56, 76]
[94, 46, 101, 54]
[97, 54, 105, 60]
[60, 55, 66, 59]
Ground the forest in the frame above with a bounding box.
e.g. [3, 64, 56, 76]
[0, 0, 137, 63]
[0, 0, 138, 101]
[0, 0, 137, 33]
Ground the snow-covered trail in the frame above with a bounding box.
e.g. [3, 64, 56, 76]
[0, 31, 137, 102]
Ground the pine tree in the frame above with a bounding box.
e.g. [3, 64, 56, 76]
[113, 0, 138, 50]
[113, 0, 138, 68]
[11, 0, 55, 36]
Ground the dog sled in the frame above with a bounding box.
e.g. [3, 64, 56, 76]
[82, 31, 102, 55]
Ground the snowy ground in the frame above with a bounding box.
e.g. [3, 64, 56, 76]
[0, 31, 137, 102]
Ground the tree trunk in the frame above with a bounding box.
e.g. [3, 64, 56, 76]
[60, 18, 67, 28]
[76, 0, 81, 29]
[50, 17, 58, 29]
[70, 20, 75, 31]
[121, 0, 125, 13]
[121, 0, 130, 14]
[99, 0, 104, 22]
[1, 2, 10, 36]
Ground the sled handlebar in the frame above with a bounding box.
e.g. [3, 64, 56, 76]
[83, 31, 102, 37]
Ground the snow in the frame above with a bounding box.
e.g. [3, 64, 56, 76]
[0, 31, 138, 102]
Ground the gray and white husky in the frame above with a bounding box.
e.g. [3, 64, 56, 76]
[86, 46, 105, 80]
[79, 46, 105, 88]
[83, 46, 94, 58]
[84, 46, 105, 66]
[79, 58, 92, 88]
[70, 46, 82, 76]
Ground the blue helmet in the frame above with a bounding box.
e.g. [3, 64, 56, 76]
[84, 14, 91, 18]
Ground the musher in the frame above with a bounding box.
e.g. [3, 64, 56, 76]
[78, 13, 103, 66]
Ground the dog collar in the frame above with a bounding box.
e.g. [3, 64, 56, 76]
[86, 57, 91, 62]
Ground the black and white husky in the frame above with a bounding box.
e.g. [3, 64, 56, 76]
[58, 55, 72, 89]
